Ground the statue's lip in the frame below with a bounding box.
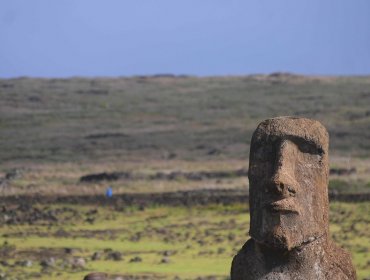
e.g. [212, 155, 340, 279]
[266, 198, 300, 214]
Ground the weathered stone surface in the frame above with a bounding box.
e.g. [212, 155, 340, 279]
[231, 117, 356, 279]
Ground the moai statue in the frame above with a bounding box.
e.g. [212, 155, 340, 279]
[231, 117, 356, 280]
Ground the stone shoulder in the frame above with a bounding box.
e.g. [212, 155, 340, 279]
[231, 239, 258, 280]
[325, 241, 356, 279]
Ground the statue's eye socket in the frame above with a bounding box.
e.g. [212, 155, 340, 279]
[298, 142, 324, 156]
[253, 145, 273, 161]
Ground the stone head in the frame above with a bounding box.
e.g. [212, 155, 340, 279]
[248, 117, 329, 250]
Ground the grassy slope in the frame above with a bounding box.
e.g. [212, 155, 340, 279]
[1, 74, 369, 195]
[1, 74, 370, 165]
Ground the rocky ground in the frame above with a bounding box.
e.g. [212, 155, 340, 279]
[0, 200, 368, 280]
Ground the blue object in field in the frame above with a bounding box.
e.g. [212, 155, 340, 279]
[106, 186, 113, 198]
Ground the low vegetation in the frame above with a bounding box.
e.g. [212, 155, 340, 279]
[1, 74, 370, 165]
[0, 202, 368, 280]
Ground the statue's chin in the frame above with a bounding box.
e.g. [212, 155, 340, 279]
[259, 235, 295, 251]
[252, 224, 327, 252]
[252, 226, 301, 251]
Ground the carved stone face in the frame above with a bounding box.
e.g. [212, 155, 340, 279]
[248, 117, 329, 250]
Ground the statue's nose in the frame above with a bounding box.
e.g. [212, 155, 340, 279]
[270, 170, 297, 197]
[268, 140, 298, 197]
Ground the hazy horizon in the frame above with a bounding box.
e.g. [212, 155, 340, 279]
[2, 72, 370, 80]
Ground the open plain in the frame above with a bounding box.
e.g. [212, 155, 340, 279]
[0, 74, 369, 279]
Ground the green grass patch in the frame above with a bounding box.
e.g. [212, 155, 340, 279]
[0, 202, 368, 279]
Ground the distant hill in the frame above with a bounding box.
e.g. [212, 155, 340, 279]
[1, 74, 370, 164]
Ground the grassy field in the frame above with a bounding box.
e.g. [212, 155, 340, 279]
[0, 74, 370, 279]
[1, 74, 370, 165]
[1, 74, 370, 196]
[0, 158, 369, 198]
[0, 202, 368, 280]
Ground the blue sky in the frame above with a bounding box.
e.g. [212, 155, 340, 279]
[1, 0, 370, 77]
